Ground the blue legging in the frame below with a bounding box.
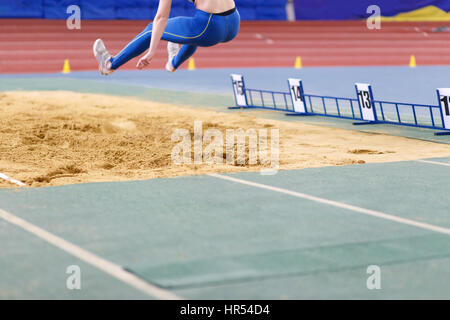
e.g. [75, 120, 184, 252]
[110, 9, 240, 70]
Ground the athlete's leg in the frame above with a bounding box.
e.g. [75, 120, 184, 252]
[171, 44, 197, 70]
[168, 11, 240, 71]
[109, 27, 153, 70]
[110, 14, 209, 71]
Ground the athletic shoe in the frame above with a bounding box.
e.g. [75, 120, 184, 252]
[166, 42, 180, 72]
[93, 39, 113, 75]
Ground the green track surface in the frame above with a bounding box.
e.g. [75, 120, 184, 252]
[1, 76, 450, 299]
[1, 160, 449, 299]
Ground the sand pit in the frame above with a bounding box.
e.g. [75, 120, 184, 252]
[1, 91, 450, 188]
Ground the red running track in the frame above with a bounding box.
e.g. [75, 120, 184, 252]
[1, 19, 450, 73]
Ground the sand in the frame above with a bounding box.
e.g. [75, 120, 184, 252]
[1, 91, 450, 188]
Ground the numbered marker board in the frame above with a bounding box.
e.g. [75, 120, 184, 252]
[438, 88, 450, 129]
[356, 83, 376, 122]
[231, 74, 247, 107]
[288, 78, 306, 113]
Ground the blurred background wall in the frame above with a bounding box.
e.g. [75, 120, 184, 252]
[0, 0, 288, 20]
[1, 0, 449, 21]
[293, 0, 450, 20]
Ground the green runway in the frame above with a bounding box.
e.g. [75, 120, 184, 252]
[1, 159, 449, 299]
[1, 76, 450, 299]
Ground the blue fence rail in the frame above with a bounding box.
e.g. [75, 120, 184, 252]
[303, 94, 361, 120]
[229, 74, 450, 136]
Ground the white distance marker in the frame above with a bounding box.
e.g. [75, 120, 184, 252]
[231, 74, 247, 107]
[288, 78, 306, 113]
[437, 88, 450, 129]
[356, 83, 376, 122]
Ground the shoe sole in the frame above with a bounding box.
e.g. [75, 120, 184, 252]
[93, 39, 112, 75]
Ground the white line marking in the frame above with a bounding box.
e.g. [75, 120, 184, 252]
[0, 208, 182, 300]
[0, 172, 25, 187]
[416, 159, 450, 167]
[209, 174, 450, 236]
